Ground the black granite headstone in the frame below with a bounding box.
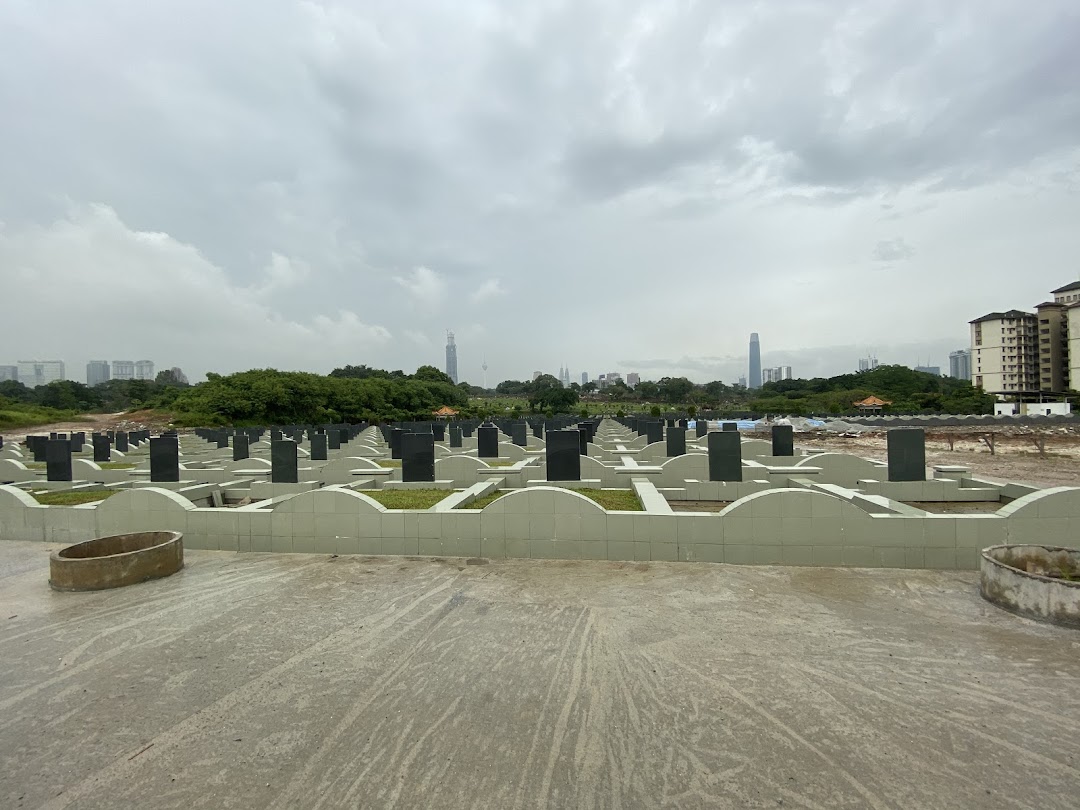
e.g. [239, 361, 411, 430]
[666, 426, 686, 457]
[510, 422, 527, 447]
[678, 419, 688, 429]
[115, 432, 129, 452]
[477, 425, 499, 458]
[70, 432, 84, 453]
[402, 433, 436, 482]
[449, 426, 463, 448]
[546, 430, 581, 481]
[772, 425, 794, 457]
[578, 427, 589, 456]
[390, 428, 405, 460]
[645, 421, 663, 445]
[46, 439, 73, 482]
[31, 436, 48, 463]
[722, 422, 738, 432]
[328, 430, 341, 450]
[431, 423, 445, 441]
[233, 434, 250, 461]
[310, 433, 328, 461]
[887, 428, 926, 482]
[93, 435, 111, 463]
[150, 436, 181, 482]
[217, 433, 229, 449]
[271, 440, 299, 484]
[708, 431, 742, 482]
[696, 419, 708, 437]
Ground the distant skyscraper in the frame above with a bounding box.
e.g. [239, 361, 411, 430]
[135, 360, 155, 380]
[737, 375, 747, 388]
[18, 360, 65, 388]
[0, 365, 18, 382]
[748, 333, 761, 389]
[626, 372, 640, 388]
[581, 372, 589, 385]
[445, 331, 458, 384]
[532, 371, 542, 381]
[559, 365, 570, 386]
[87, 360, 111, 387]
[762, 366, 794, 384]
[858, 355, 879, 372]
[914, 365, 941, 377]
[949, 349, 971, 381]
[112, 360, 135, 380]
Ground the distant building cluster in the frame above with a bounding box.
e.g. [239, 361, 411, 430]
[761, 366, 793, 384]
[970, 280, 1080, 398]
[0, 360, 66, 388]
[949, 349, 971, 381]
[858, 355, 879, 372]
[87, 360, 155, 384]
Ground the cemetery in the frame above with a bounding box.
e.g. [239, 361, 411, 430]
[2, 417, 1080, 574]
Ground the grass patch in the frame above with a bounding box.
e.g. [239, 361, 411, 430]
[97, 462, 137, 469]
[32, 489, 119, 506]
[363, 489, 450, 510]
[485, 461, 517, 467]
[459, 487, 643, 511]
[377, 460, 401, 468]
[0, 405, 82, 430]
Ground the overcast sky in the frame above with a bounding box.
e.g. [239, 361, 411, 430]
[2, 0, 1079, 386]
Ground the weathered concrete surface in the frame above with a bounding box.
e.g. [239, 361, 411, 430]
[1, 542, 1078, 809]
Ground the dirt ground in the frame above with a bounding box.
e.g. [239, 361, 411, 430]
[798, 428, 1080, 489]
[5, 410, 174, 445]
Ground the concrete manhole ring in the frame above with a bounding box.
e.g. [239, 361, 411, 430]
[49, 531, 184, 592]
[980, 544, 1080, 629]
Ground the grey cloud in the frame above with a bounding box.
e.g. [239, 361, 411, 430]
[873, 238, 916, 263]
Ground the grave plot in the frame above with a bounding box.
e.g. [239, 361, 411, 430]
[2, 417, 1079, 571]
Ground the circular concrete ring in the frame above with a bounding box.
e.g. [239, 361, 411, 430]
[980, 544, 1080, 629]
[50, 531, 184, 592]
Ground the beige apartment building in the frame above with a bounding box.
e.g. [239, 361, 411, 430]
[971, 281, 1080, 398]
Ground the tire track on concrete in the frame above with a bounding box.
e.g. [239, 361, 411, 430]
[35, 571, 459, 810]
[792, 660, 1080, 782]
[0, 565, 309, 717]
[669, 658, 891, 810]
[382, 695, 463, 809]
[511, 606, 588, 810]
[270, 577, 467, 810]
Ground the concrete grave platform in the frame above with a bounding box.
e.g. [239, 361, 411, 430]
[0, 542, 1077, 808]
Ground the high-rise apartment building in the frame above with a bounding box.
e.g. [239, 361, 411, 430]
[761, 366, 793, 384]
[970, 310, 1039, 396]
[580, 372, 589, 386]
[748, 333, 761, 390]
[948, 350, 971, 381]
[445, 331, 458, 384]
[87, 360, 111, 387]
[112, 360, 135, 380]
[532, 371, 542, 382]
[858, 356, 879, 372]
[626, 372, 640, 388]
[135, 360, 155, 381]
[970, 280, 1080, 398]
[18, 360, 65, 388]
[0, 365, 18, 382]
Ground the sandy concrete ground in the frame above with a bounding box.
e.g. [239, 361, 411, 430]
[2, 543, 1078, 809]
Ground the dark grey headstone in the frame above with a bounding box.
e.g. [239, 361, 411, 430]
[887, 428, 926, 482]
[271, 440, 299, 484]
[402, 433, 436, 482]
[115, 432, 129, 452]
[510, 422, 527, 447]
[532, 423, 544, 439]
[217, 433, 229, 449]
[233, 434, 250, 461]
[150, 436, 181, 482]
[390, 428, 404, 460]
[579, 427, 589, 456]
[310, 433, 328, 461]
[449, 426, 463, 448]
[772, 425, 794, 457]
[70, 432, 84, 453]
[31, 436, 48, 463]
[708, 431, 742, 482]
[327, 429, 341, 450]
[666, 426, 686, 457]
[645, 421, 663, 445]
[722, 422, 738, 432]
[432, 423, 446, 441]
[93, 435, 111, 463]
[46, 439, 73, 482]
[696, 420, 708, 437]
[678, 419, 688, 429]
[477, 426, 499, 458]
[546, 430, 581, 481]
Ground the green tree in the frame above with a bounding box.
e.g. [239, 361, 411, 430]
[526, 374, 579, 413]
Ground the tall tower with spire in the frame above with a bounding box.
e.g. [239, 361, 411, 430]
[445, 331, 458, 384]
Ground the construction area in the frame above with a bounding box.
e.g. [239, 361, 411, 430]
[1, 540, 1079, 809]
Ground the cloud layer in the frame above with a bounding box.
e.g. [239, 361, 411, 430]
[2, 1, 1078, 384]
